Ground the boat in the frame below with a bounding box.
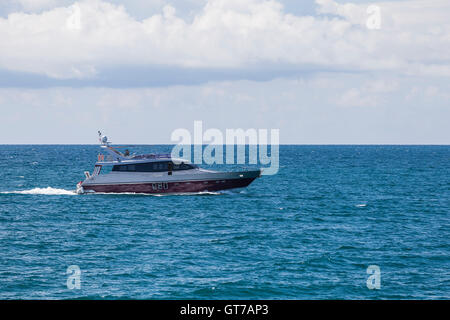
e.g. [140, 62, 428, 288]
[76, 132, 261, 194]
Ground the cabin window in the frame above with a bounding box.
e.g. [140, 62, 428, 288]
[173, 162, 196, 170]
[180, 163, 194, 170]
[112, 161, 195, 172]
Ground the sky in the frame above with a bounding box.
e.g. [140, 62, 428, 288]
[0, 0, 449, 144]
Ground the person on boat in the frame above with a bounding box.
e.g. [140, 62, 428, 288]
[124, 149, 130, 157]
[168, 162, 173, 175]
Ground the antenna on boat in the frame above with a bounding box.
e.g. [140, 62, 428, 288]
[98, 131, 110, 146]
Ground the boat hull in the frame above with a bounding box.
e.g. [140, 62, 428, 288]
[82, 177, 256, 194]
[80, 170, 261, 194]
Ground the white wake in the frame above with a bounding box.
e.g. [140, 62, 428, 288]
[2, 188, 225, 196]
[1, 187, 77, 195]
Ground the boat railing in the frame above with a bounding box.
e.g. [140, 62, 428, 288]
[131, 153, 171, 160]
[98, 153, 172, 162]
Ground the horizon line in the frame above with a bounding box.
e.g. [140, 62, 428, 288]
[0, 143, 449, 146]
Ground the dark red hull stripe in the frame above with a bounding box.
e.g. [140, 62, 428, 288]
[82, 178, 257, 194]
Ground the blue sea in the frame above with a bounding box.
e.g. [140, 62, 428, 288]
[0, 145, 449, 299]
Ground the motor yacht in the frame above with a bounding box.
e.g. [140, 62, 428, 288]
[76, 132, 261, 194]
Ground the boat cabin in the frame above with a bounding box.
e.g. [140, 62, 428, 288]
[111, 161, 197, 172]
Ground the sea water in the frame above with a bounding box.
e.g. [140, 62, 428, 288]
[0, 145, 449, 299]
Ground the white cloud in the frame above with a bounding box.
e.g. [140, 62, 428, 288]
[0, 0, 449, 79]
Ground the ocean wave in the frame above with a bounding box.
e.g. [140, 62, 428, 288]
[355, 203, 367, 207]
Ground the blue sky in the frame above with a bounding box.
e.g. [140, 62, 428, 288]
[0, 0, 449, 144]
